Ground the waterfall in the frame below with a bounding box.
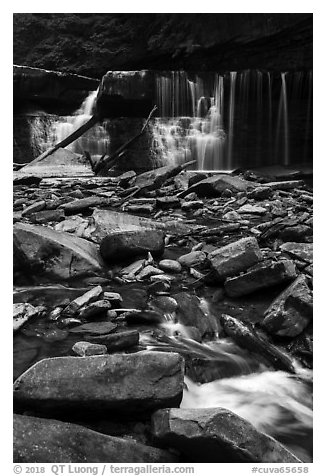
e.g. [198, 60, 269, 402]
[276, 72, 290, 166]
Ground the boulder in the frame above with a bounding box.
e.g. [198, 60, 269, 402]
[151, 408, 300, 463]
[280, 242, 313, 264]
[179, 174, 253, 198]
[178, 251, 207, 268]
[13, 303, 40, 332]
[100, 229, 165, 262]
[72, 341, 107, 356]
[174, 292, 216, 338]
[262, 275, 313, 337]
[14, 414, 177, 463]
[13, 351, 184, 415]
[224, 260, 297, 297]
[13, 223, 105, 280]
[159, 259, 182, 273]
[208, 237, 263, 280]
[220, 314, 295, 373]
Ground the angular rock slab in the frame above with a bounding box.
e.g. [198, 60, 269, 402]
[100, 229, 165, 262]
[179, 174, 253, 198]
[13, 351, 184, 414]
[225, 260, 297, 297]
[280, 242, 313, 264]
[151, 408, 300, 463]
[14, 222, 104, 280]
[262, 274, 313, 337]
[14, 414, 178, 463]
[208, 237, 263, 280]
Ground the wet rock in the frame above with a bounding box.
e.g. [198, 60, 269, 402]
[238, 204, 267, 214]
[220, 314, 296, 373]
[118, 170, 137, 187]
[121, 259, 145, 277]
[222, 210, 241, 221]
[265, 180, 305, 191]
[54, 215, 88, 234]
[62, 286, 103, 317]
[180, 174, 252, 198]
[248, 186, 273, 200]
[131, 165, 183, 193]
[208, 237, 263, 280]
[89, 330, 140, 352]
[100, 229, 165, 262]
[150, 296, 178, 313]
[72, 341, 107, 356]
[225, 259, 297, 297]
[63, 196, 108, 215]
[13, 223, 104, 280]
[125, 203, 155, 214]
[137, 265, 165, 280]
[178, 251, 207, 268]
[151, 408, 300, 463]
[103, 291, 123, 304]
[279, 225, 312, 242]
[14, 414, 177, 463]
[181, 200, 204, 211]
[262, 275, 313, 337]
[125, 310, 164, 325]
[174, 292, 216, 338]
[29, 209, 65, 224]
[79, 300, 112, 319]
[280, 242, 313, 264]
[21, 200, 46, 216]
[13, 303, 40, 332]
[69, 321, 117, 336]
[158, 259, 182, 273]
[13, 351, 184, 414]
[156, 196, 180, 209]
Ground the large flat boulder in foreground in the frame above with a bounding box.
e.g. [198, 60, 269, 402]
[14, 414, 178, 463]
[152, 408, 300, 463]
[224, 259, 297, 297]
[208, 237, 263, 280]
[14, 222, 104, 280]
[13, 351, 184, 415]
[262, 274, 313, 337]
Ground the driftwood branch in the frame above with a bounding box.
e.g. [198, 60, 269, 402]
[27, 114, 100, 166]
[94, 106, 157, 175]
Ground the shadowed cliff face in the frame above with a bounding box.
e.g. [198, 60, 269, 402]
[13, 13, 312, 78]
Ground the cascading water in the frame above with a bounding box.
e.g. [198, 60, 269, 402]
[152, 70, 312, 171]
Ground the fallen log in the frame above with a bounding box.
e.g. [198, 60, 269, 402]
[27, 114, 100, 166]
[220, 314, 296, 374]
[94, 106, 158, 175]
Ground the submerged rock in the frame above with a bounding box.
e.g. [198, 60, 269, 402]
[14, 414, 178, 463]
[14, 223, 104, 280]
[224, 259, 297, 297]
[151, 408, 300, 463]
[262, 275, 313, 337]
[208, 237, 263, 280]
[13, 351, 184, 415]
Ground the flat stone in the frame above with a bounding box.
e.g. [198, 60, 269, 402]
[225, 260, 297, 297]
[208, 237, 263, 280]
[156, 196, 180, 209]
[262, 275, 313, 337]
[69, 321, 117, 336]
[29, 209, 65, 224]
[280, 242, 313, 263]
[72, 341, 107, 356]
[279, 225, 312, 242]
[14, 414, 177, 463]
[62, 286, 103, 317]
[125, 310, 164, 325]
[151, 408, 300, 463]
[21, 200, 46, 216]
[137, 265, 165, 280]
[63, 196, 108, 215]
[237, 204, 267, 214]
[103, 292, 123, 303]
[179, 174, 253, 198]
[13, 303, 40, 332]
[14, 223, 104, 280]
[248, 186, 273, 200]
[79, 300, 112, 319]
[13, 352, 184, 414]
[178, 251, 207, 268]
[265, 180, 305, 191]
[158, 259, 182, 273]
[89, 330, 139, 352]
[181, 200, 204, 211]
[100, 230, 165, 262]
[131, 164, 182, 193]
